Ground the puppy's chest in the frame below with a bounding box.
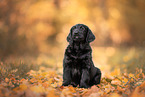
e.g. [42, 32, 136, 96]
[73, 51, 82, 58]
[70, 50, 85, 58]
[71, 64, 82, 77]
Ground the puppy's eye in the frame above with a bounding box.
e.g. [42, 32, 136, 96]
[80, 26, 85, 31]
[72, 26, 76, 30]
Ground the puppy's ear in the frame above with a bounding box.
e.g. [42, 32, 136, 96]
[86, 27, 95, 43]
[67, 28, 73, 43]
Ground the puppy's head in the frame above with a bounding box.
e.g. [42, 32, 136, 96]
[67, 24, 95, 43]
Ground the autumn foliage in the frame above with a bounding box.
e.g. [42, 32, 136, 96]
[0, 0, 145, 97]
[0, 63, 145, 97]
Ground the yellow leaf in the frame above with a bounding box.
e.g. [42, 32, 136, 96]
[10, 77, 16, 81]
[106, 89, 111, 94]
[111, 79, 121, 85]
[42, 82, 50, 88]
[122, 78, 128, 83]
[117, 86, 125, 92]
[38, 79, 42, 83]
[61, 88, 73, 97]
[5, 78, 9, 83]
[104, 84, 111, 93]
[89, 93, 101, 97]
[47, 90, 59, 97]
[30, 86, 45, 93]
[51, 83, 57, 88]
[139, 81, 145, 88]
[68, 86, 76, 93]
[9, 81, 13, 86]
[136, 73, 145, 79]
[109, 93, 120, 97]
[129, 73, 134, 78]
[29, 78, 36, 83]
[136, 74, 140, 79]
[131, 84, 145, 97]
[20, 78, 25, 82]
[13, 87, 19, 91]
[110, 69, 120, 77]
[19, 84, 28, 91]
[41, 72, 48, 77]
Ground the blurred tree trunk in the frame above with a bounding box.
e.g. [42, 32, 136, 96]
[0, 0, 38, 59]
[100, 0, 109, 20]
[47, 0, 62, 45]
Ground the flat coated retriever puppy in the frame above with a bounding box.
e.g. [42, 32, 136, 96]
[62, 24, 101, 88]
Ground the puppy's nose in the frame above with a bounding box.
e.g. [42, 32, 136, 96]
[74, 31, 79, 35]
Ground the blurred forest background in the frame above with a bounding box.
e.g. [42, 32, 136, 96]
[0, 0, 145, 75]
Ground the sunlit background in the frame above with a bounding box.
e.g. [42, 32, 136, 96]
[0, 0, 145, 76]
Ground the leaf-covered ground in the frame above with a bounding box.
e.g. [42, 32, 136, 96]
[0, 65, 145, 97]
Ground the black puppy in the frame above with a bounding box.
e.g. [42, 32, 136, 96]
[62, 24, 101, 88]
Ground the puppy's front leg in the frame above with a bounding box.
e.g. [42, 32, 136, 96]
[80, 69, 90, 88]
[62, 65, 72, 86]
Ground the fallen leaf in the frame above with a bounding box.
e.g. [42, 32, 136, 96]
[19, 84, 28, 91]
[5, 78, 9, 83]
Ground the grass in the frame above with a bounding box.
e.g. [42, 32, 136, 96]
[107, 47, 145, 73]
[0, 62, 38, 81]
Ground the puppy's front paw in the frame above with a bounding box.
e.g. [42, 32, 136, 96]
[70, 82, 77, 87]
[79, 83, 90, 88]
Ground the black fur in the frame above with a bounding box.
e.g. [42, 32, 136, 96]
[62, 24, 101, 88]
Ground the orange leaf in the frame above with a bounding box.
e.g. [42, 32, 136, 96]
[109, 93, 121, 97]
[61, 87, 73, 96]
[10, 77, 16, 81]
[68, 86, 76, 93]
[129, 73, 134, 78]
[20, 78, 25, 82]
[19, 84, 28, 91]
[60, 85, 64, 89]
[110, 69, 120, 77]
[111, 79, 121, 85]
[117, 86, 125, 92]
[122, 78, 128, 83]
[139, 81, 145, 88]
[42, 82, 50, 88]
[131, 83, 145, 97]
[5, 78, 9, 83]
[47, 90, 59, 97]
[30, 86, 45, 93]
